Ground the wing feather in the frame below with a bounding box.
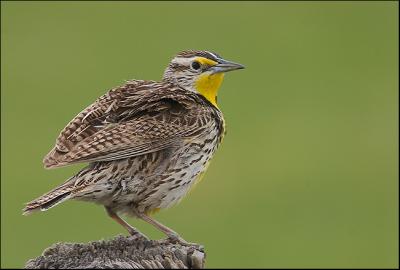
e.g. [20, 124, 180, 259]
[43, 80, 212, 168]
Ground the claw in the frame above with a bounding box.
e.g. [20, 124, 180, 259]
[163, 234, 203, 250]
[127, 230, 150, 242]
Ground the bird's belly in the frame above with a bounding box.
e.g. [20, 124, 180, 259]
[82, 131, 222, 215]
[135, 135, 221, 213]
[157, 153, 212, 209]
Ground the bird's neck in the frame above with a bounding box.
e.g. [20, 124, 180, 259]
[195, 73, 225, 107]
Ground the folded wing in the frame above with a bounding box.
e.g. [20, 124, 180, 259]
[44, 80, 210, 168]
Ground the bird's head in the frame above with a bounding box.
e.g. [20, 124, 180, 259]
[163, 50, 244, 107]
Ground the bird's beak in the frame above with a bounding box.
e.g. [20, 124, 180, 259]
[209, 59, 245, 74]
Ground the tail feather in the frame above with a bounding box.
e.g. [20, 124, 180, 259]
[23, 180, 75, 215]
[39, 191, 71, 211]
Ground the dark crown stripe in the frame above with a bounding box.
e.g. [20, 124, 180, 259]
[176, 50, 221, 61]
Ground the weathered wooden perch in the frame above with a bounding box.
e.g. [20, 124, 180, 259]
[25, 235, 205, 269]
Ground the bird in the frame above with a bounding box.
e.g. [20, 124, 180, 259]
[23, 50, 244, 245]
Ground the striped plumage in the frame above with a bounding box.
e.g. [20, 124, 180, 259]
[24, 50, 244, 244]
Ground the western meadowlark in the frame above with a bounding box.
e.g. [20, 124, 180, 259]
[23, 50, 244, 245]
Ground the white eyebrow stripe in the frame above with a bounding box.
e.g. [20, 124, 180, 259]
[172, 57, 197, 65]
[206, 51, 219, 61]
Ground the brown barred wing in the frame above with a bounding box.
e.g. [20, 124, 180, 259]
[55, 114, 206, 166]
[45, 80, 151, 156]
[43, 83, 211, 168]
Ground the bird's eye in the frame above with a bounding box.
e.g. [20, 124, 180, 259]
[191, 61, 201, 70]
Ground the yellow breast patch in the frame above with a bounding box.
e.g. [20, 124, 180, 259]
[195, 72, 225, 107]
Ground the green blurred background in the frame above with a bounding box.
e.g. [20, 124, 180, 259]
[1, 1, 398, 268]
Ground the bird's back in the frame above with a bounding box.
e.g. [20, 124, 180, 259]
[43, 79, 223, 169]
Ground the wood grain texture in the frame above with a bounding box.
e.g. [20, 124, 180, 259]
[25, 235, 205, 269]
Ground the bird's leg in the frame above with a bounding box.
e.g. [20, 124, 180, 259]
[136, 212, 200, 247]
[105, 206, 149, 241]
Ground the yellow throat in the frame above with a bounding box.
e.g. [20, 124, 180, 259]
[195, 72, 224, 107]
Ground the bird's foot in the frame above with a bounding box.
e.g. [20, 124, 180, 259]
[159, 233, 203, 250]
[127, 229, 150, 242]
